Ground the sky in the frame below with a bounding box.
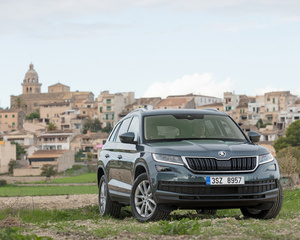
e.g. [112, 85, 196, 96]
[1, 0, 300, 108]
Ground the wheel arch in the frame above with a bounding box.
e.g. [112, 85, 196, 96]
[97, 166, 105, 187]
[134, 162, 148, 180]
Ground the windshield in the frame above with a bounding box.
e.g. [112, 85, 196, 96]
[143, 114, 247, 142]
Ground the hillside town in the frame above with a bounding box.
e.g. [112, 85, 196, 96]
[0, 63, 299, 177]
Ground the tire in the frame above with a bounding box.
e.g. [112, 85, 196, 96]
[130, 173, 170, 222]
[240, 182, 283, 220]
[196, 209, 217, 215]
[98, 175, 121, 218]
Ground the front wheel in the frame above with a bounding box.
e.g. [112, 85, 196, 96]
[130, 173, 170, 222]
[240, 182, 283, 219]
[98, 175, 121, 218]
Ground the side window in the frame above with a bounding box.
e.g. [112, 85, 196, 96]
[108, 122, 121, 142]
[128, 116, 140, 142]
[116, 117, 132, 142]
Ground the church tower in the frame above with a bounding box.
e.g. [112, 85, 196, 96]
[22, 63, 42, 94]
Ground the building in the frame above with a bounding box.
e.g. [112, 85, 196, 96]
[247, 95, 265, 125]
[97, 91, 135, 127]
[277, 104, 300, 129]
[155, 96, 195, 109]
[39, 102, 71, 125]
[0, 141, 16, 173]
[37, 130, 75, 150]
[48, 83, 70, 93]
[11, 64, 94, 114]
[3, 130, 36, 146]
[193, 94, 222, 108]
[71, 131, 109, 161]
[197, 102, 224, 111]
[14, 150, 75, 176]
[59, 109, 82, 131]
[258, 125, 284, 142]
[119, 97, 162, 117]
[0, 109, 26, 133]
[223, 92, 240, 113]
[263, 91, 297, 125]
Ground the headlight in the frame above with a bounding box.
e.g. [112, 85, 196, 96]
[152, 154, 184, 166]
[258, 153, 274, 165]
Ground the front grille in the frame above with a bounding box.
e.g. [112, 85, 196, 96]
[157, 180, 277, 195]
[184, 157, 257, 172]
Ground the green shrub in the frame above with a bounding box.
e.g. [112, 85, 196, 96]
[0, 180, 7, 187]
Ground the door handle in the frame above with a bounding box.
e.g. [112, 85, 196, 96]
[105, 154, 110, 158]
[118, 155, 122, 159]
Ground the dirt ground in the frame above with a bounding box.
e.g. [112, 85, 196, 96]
[0, 194, 98, 210]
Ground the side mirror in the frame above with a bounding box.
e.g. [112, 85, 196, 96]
[248, 131, 261, 143]
[119, 132, 137, 144]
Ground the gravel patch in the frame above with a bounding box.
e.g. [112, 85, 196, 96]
[0, 194, 98, 210]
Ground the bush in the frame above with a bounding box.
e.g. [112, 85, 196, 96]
[0, 180, 7, 187]
[274, 120, 300, 152]
[277, 147, 299, 186]
[8, 160, 17, 175]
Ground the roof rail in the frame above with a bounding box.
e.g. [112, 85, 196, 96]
[201, 108, 219, 112]
[130, 108, 147, 114]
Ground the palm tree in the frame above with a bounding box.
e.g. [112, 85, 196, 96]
[47, 122, 57, 131]
[12, 96, 24, 109]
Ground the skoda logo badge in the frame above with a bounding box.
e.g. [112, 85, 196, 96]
[218, 151, 226, 157]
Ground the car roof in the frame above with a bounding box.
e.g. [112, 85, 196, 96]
[126, 108, 228, 118]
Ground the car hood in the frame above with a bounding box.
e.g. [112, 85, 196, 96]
[145, 140, 269, 158]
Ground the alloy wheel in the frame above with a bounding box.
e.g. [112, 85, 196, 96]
[134, 180, 156, 218]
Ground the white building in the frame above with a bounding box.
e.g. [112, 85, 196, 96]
[37, 131, 74, 150]
[277, 104, 300, 130]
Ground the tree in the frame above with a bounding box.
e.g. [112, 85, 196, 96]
[102, 123, 112, 134]
[47, 122, 57, 131]
[75, 150, 83, 162]
[86, 151, 93, 162]
[11, 142, 26, 160]
[255, 119, 263, 129]
[276, 147, 299, 187]
[26, 110, 40, 120]
[41, 164, 57, 181]
[84, 117, 93, 131]
[83, 117, 102, 133]
[12, 96, 24, 109]
[92, 118, 102, 132]
[274, 120, 300, 152]
[8, 159, 17, 174]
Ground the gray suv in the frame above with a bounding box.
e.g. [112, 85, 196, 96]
[97, 109, 283, 222]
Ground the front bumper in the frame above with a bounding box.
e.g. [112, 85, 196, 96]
[149, 160, 280, 210]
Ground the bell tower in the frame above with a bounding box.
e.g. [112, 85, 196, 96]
[22, 63, 42, 94]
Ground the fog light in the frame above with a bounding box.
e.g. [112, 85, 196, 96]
[156, 165, 172, 172]
[267, 164, 276, 171]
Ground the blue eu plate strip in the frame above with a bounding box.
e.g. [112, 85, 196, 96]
[206, 177, 211, 185]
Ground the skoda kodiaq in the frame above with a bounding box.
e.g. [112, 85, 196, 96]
[97, 109, 282, 222]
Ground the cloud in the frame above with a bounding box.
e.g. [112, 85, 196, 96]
[280, 16, 300, 22]
[143, 73, 234, 99]
[291, 87, 300, 97]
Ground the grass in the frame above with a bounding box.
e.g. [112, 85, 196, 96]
[28, 173, 97, 184]
[0, 188, 299, 239]
[0, 185, 97, 197]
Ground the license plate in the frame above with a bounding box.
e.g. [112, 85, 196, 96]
[206, 176, 244, 185]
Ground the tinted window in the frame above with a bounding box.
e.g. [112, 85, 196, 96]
[128, 116, 140, 142]
[144, 114, 246, 141]
[108, 122, 121, 142]
[116, 117, 132, 142]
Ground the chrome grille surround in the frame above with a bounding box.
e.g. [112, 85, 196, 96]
[182, 156, 259, 173]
